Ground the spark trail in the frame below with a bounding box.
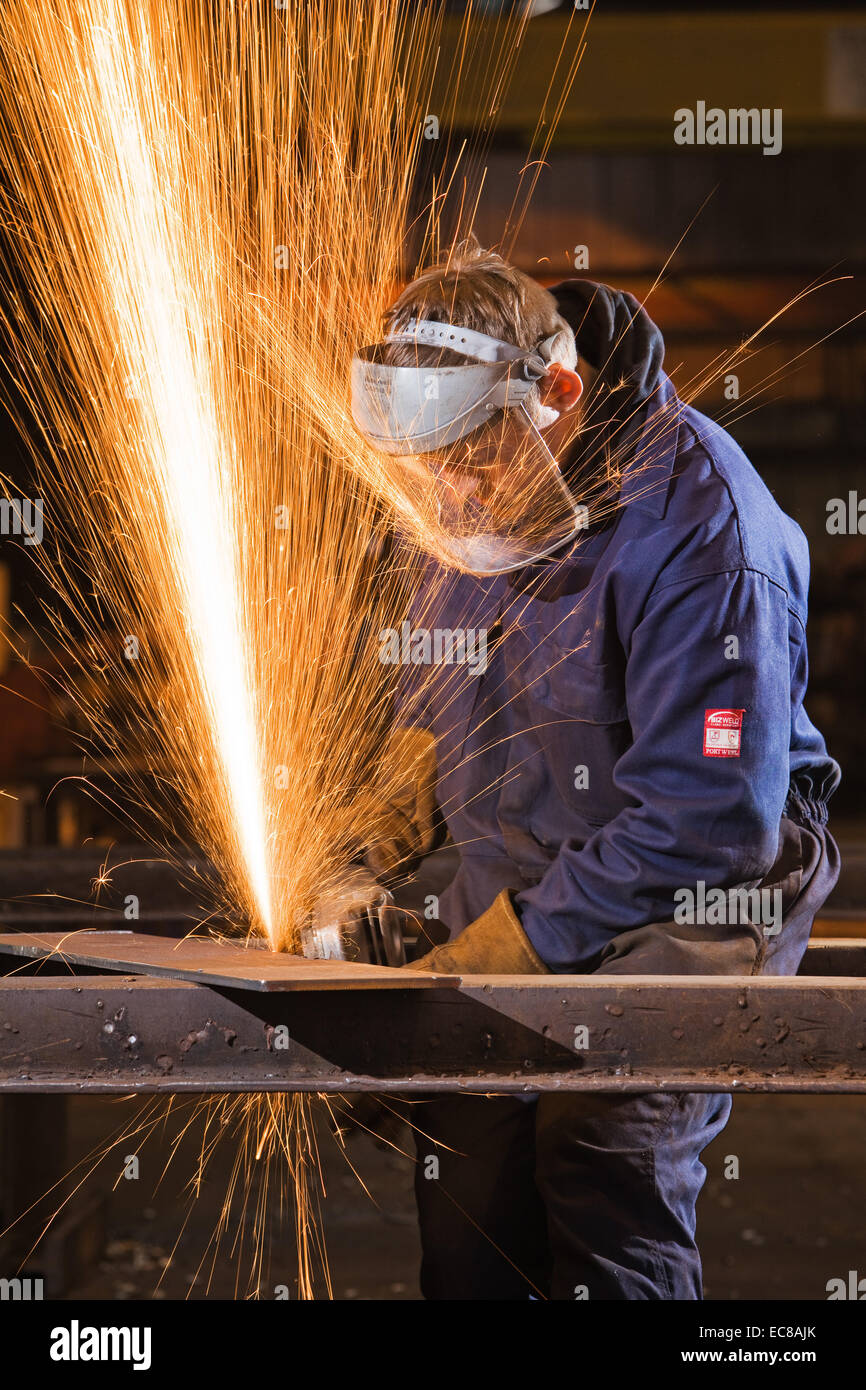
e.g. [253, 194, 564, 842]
[0, 0, 589, 950]
[0, 2, 462, 944]
[0, 0, 587, 1298]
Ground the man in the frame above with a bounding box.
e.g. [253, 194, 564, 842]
[348, 241, 840, 1300]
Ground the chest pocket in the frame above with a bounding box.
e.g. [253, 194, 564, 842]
[519, 640, 628, 725]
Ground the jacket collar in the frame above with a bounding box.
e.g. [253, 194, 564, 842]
[617, 373, 682, 519]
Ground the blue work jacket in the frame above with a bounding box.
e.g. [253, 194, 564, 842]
[404, 371, 840, 972]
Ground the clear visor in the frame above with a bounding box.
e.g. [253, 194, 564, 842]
[397, 406, 585, 575]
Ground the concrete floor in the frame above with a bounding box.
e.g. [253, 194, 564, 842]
[24, 1090, 862, 1300]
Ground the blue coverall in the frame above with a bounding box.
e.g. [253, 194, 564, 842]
[402, 281, 841, 1299]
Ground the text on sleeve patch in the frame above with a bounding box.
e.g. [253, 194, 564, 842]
[704, 708, 745, 757]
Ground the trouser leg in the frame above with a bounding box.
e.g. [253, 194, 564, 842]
[413, 1095, 550, 1299]
[535, 1089, 732, 1300]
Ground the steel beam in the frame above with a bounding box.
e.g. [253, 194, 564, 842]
[0, 972, 864, 1094]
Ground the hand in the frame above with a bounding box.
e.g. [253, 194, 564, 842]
[409, 889, 549, 975]
[302, 865, 407, 966]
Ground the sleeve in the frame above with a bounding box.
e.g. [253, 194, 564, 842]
[515, 567, 794, 972]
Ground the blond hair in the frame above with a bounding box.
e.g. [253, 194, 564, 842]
[380, 238, 576, 425]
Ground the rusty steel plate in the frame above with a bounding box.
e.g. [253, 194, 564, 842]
[0, 930, 457, 992]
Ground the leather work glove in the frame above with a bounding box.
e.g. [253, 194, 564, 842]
[409, 888, 550, 975]
[361, 726, 444, 885]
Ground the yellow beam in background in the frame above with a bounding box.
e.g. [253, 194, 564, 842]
[431, 11, 866, 144]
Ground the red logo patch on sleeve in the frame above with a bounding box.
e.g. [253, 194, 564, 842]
[704, 708, 745, 757]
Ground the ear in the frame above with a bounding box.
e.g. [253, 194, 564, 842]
[539, 361, 583, 412]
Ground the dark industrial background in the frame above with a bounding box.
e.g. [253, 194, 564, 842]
[1, 2, 864, 1299]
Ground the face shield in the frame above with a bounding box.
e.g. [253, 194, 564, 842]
[350, 318, 586, 575]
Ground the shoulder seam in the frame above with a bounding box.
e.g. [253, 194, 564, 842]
[649, 564, 803, 624]
[680, 412, 752, 565]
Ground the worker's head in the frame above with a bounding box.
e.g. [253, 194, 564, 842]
[351, 240, 588, 576]
[379, 240, 583, 428]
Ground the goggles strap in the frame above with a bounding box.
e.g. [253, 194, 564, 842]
[385, 318, 558, 381]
